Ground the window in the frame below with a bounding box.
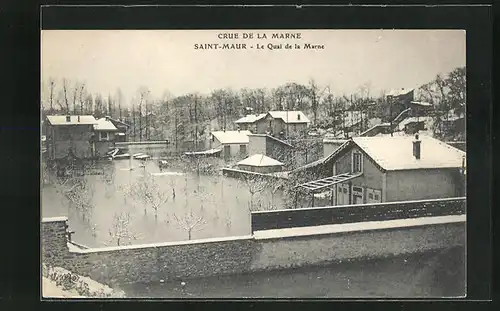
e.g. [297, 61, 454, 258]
[240, 144, 247, 156]
[374, 194, 380, 201]
[369, 193, 374, 200]
[99, 132, 109, 141]
[352, 151, 362, 173]
[338, 187, 342, 193]
[343, 188, 347, 194]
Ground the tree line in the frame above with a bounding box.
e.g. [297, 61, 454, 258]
[41, 66, 465, 143]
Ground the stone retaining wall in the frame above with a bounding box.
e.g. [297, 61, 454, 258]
[41, 215, 465, 286]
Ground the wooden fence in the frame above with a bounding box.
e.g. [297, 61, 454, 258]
[251, 197, 466, 232]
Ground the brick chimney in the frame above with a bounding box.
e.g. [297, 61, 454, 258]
[66, 115, 71, 122]
[413, 134, 421, 160]
[77, 115, 80, 122]
[297, 113, 301, 121]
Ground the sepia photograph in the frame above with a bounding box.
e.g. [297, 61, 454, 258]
[41, 29, 466, 299]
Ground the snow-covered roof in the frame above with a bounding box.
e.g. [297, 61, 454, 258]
[352, 135, 466, 171]
[268, 111, 310, 124]
[398, 116, 434, 130]
[211, 130, 252, 144]
[237, 154, 284, 167]
[104, 116, 131, 127]
[235, 114, 267, 124]
[94, 118, 119, 131]
[46, 115, 97, 125]
[387, 88, 414, 97]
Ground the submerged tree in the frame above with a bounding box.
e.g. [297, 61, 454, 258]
[105, 212, 142, 246]
[55, 176, 95, 224]
[173, 211, 207, 241]
[120, 173, 170, 221]
[241, 173, 271, 212]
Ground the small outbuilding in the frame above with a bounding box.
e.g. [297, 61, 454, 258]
[237, 154, 284, 174]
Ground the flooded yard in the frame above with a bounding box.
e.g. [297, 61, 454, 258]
[41, 155, 289, 248]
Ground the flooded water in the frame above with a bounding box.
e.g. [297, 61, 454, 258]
[41, 156, 287, 248]
[120, 246, 466, 298]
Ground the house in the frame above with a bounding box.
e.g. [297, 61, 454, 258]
[103, 116, 131, 142]
[293, 134, 466, 206]
[409, 101, 433, 117]
[210, 130, 252, 160]
[235, 114, 267, 132]
[439, 110, 465, 138]
[259, 111, 310, 138]
[248, 134, 322, 170]
[235, 111, 310, 138]
[93, 117, 120, 157]
[45, 115, 97, 161]
[237, 154, 284, 174]
[386, 88, 415, 120]
[248, 134, 294, 167]
[398, 116, 434, 135]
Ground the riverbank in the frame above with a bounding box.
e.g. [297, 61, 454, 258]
[120, 246, 465, 298]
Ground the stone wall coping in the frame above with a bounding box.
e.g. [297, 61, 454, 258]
[253, 215, 466, 240]
[69, 234, 254, 254]
[251, 196, 467, 214]
[42, 216, 69, 223]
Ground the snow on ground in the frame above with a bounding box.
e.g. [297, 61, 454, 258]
[42, 277, 85, 298]
[42, 264, 126, 298]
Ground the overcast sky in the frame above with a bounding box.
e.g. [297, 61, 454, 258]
[41, 29, 465, 106]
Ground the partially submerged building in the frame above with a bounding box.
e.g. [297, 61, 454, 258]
[237, 154, 284, 174]
[248, 133, 294, 167]
[93, 117, 120, 157]
[44, 115, 98, 161]
[103, 116, 131, 142]
[292, 134, 466, 206]
[210, 130, 251, 160]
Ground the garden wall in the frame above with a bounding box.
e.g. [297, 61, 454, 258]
[42, 215, 465, 287]
[251, 197, 466, 231]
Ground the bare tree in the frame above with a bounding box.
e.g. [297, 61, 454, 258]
[78, 83, 86, 115]
[48, 78, 56, 113]
[173, 211, 207, 240]
[116, 88, 124, 120]
[72, 82, 79, 114]
[242, 173, 270, 212]
[54, 176, 95, 224]
[121, 173, 169, 221]
[105, 212, 142, 246]
[62, 78, 70, 114]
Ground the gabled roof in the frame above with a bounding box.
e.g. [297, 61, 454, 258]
[398, 116, 434, 130]
[105, 116, 131, 128]
[351, 135, 465, 171]
[94, 118, 119, 131]
[237, 154, 284, 167]
[211, 130, 252, 144]
[267, 111, 310, 124]
[294, 134, 466, 173]
[46, 115, 97, 125]
[235, 114, 267, 124]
